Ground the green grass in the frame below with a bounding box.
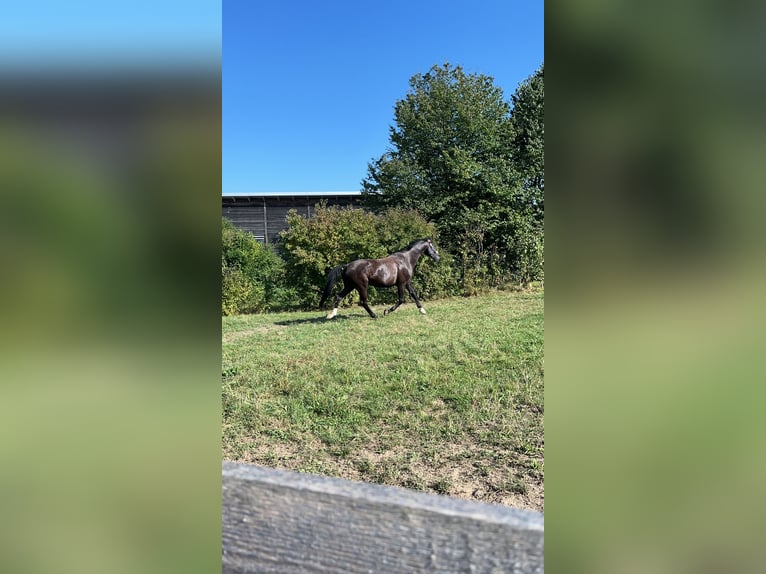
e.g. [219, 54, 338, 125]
[222, 287, 544, 511]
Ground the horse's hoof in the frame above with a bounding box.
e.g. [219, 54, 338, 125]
[383, 309, 389, 316]
[419, 307, 427, 315]
[326, 308, 338, 319]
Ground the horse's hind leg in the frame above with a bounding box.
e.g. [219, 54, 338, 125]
[406, 283, 426, 314]
[327, 284, 353, 319]
[384, 283, 406, 316]
[357, 285, 377, 319]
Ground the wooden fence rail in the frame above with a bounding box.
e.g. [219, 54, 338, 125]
[223, 462, 544, 573]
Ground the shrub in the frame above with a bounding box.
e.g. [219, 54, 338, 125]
[222, 261, 263, 316]
[373, 208, 459, 302]
[278, 204, 457, 308]
[511, 227, 544, 285]
[222, 218, 285, 314]
[454, 213, 544, 293]
[496, 215, 544, 285]
[277, 205, 380, 308]
[222, 204, 540, 315]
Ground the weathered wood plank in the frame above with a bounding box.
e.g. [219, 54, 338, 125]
[223, 462, 543, 573]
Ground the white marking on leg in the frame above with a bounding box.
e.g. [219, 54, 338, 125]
[326, 308, 338, 319]
[419, 307, 426, 315]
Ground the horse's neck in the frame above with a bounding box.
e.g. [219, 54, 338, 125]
[406, 244, 427, 264]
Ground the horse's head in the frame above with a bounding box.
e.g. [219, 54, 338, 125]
[425, 239, 440, 262]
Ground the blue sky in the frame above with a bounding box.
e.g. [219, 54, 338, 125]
[224, 0, 543, 194]
[0, 1, 221, 67]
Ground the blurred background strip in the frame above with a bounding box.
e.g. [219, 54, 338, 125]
[0, 2, 222, 573]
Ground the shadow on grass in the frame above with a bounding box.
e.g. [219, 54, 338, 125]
[274, 313, 366, 326]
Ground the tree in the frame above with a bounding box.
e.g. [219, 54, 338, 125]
[362, 63, 544, 287]
[509, 63, 544, 225]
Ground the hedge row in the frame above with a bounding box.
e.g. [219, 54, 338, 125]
[222, 206, 458, 315]
[279, 205, 459, 309]
[222, 204, 542, 315]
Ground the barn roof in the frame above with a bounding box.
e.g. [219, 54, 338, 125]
[222, 191, 361, 198]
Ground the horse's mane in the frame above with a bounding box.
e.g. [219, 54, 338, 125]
[394, 238, 431, 253]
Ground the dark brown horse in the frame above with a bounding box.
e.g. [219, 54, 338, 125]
[319, 238, 440, 319]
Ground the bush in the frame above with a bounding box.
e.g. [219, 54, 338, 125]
[453, 213, 544, 294]
[222, 262, 263, 316]
[278, 204, 458, 308]
[511, 227, 544, 285]
[371, 207, 459, 303]
[497, 215, 544, 285]
[222, 206, 540, 315]
[222, 218, 285, 314]
[277, 206, 378, 308]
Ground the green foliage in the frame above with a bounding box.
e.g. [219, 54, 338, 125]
[362, 62, 544, 289]
[278, 204, 457, 308]
[362, 63, 513, 224]
[509, 63, 544, 224]
[278, 205, 380, 308]
[221, 218, 286, 314]
[221, 262, 262, 316]
[496, 214, 544, 285]
[375, 208, 460, 301]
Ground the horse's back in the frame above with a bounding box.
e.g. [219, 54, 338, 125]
[344, 259, 372, 275]
[345, 257, 399, 287]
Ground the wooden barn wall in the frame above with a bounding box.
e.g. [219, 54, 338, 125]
[222, 195, 362, 243]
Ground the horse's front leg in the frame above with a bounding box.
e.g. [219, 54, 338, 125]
[384, 283, 406, 315]
[406, 283, 426, 314]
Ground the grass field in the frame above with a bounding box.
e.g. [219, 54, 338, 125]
[222, 287, 544, 512]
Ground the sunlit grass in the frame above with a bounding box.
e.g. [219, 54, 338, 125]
[222, 287, 544, 511]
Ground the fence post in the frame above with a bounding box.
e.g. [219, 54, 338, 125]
[222, 462, 544, 573]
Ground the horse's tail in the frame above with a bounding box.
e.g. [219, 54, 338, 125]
[319, 265, 344, 308]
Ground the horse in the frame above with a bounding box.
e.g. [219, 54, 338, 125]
[319, 238, 440, 319]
